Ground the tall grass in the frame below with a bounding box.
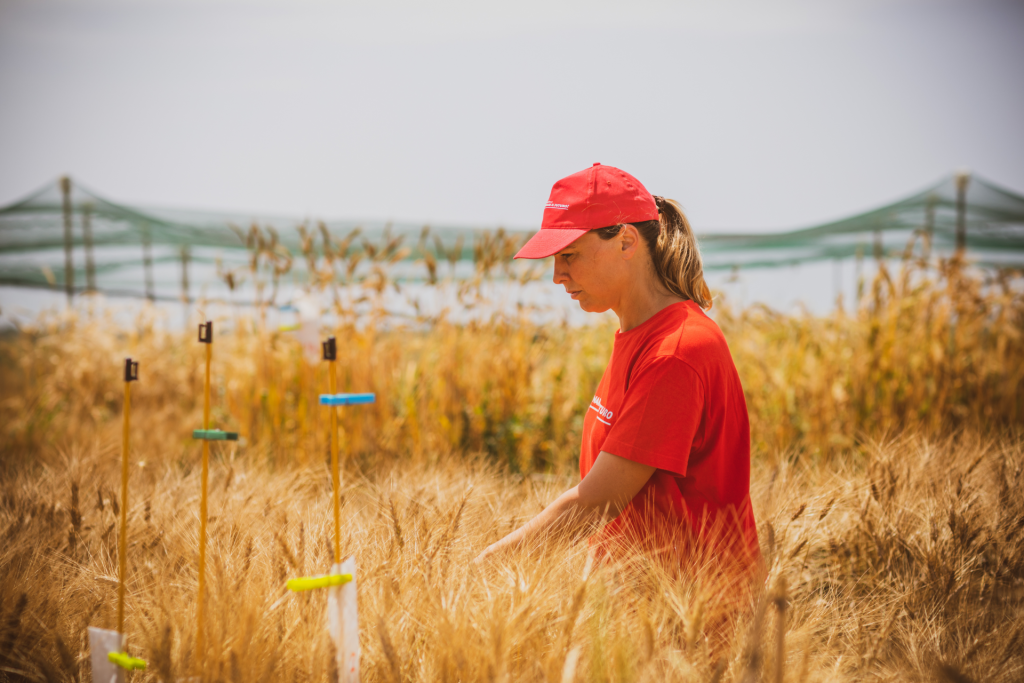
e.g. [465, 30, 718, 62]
[2, 255, 1021, 469]
[0, 253, 1022, 682]
[1, 430, 1022, 681]
[725, 256, 1024, 455]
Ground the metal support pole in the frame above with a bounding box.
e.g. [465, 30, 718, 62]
[83, 202, 96, 292]
[142, 222, 155, 301]
[181, 246, 191, 326]
[855, 245, 864, 303]
[923, 194, 935, 262]
[832, 258, 841, 307]
[955, 171, 971, 253]
[60, 176, 74, 304]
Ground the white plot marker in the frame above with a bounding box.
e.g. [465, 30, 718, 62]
[283, 336, 372, 682]
[327, 556, 360, 683]
[88, 627, 125, 683]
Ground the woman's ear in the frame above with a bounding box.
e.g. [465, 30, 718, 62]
[619, 224, 641, 260]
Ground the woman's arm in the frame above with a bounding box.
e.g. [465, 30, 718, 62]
[473, 451, 655, 564]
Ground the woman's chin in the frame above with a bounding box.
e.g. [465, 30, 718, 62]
[577, 300, 609, 314]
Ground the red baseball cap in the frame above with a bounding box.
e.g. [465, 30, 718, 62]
[514, 162, 659, 259]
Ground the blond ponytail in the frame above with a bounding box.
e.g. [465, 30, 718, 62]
[595, 196, 712, 309]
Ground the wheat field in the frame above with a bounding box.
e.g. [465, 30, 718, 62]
[1, 254, 1023, 682]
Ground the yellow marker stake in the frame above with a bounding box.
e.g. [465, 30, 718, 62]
[117, 377, 130, 633]
[329, 355, 341, 564]
[196, 323, 213, 663]
[321, 335, 342, 566]
[118, 358, 138, 636]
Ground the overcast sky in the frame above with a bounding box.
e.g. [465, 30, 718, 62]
[0, 0, 1021, 232]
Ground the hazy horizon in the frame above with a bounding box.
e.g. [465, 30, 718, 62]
[1, 0, 1022, 234]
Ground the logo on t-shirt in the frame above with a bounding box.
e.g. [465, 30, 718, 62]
[589, 395, 614, 425]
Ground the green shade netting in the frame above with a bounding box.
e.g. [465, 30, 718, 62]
[1, 173, 1023, 301]
[697, 174, 1024, 269]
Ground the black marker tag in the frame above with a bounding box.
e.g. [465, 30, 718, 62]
[124, 358, 139, 382]
[322, 336, 337, 361]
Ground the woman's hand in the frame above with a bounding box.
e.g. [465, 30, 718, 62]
[472, 451, 655, 563]
[472, 543, 500, 566]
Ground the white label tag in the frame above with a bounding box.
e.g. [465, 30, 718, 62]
[88, 627, 125, 683]
[327, 557, 359, 683]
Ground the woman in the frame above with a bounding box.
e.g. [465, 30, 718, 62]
[475, 163, 760, 576]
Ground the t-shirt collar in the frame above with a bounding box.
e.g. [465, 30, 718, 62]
[615, 300, 693, 338]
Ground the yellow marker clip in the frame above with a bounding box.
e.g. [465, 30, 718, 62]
[108, 652, 147, 670]
[286, 573, 352, 592]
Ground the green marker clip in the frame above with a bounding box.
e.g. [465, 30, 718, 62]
[287, 573, 353, 592]
[108, 652, 147, 670]
[192, 429, 239, 441]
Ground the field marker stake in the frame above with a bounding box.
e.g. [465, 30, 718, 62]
[190, 321, 240, 668]
[195, 321, 213, 663]
[316, 334, 376, 564]
[117, 358, 138, 635]
[89, 358, 146, 683]
[325, 335, 341, 563]
[281, 337, 374, 683]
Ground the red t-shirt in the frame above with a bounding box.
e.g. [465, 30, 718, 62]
[581, 300, 760, 569]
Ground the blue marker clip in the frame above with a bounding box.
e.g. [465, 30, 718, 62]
[319, 393, 376, 406]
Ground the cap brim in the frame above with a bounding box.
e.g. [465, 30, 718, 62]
[513, 228, 590, 259]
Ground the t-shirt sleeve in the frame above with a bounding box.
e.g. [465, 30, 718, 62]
[599, 356, 704, 477]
